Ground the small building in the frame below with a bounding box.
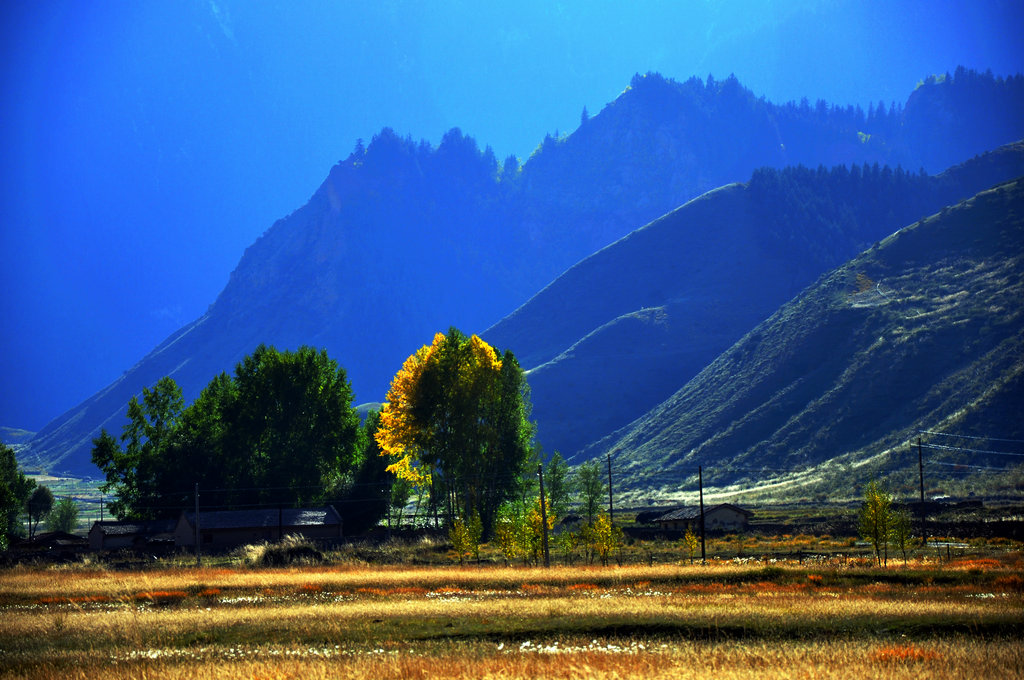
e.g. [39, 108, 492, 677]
[22, 531, 89, 550]
[10, 531, 89, 555]
[88, 519, 177, 551]
[655, 503, 752, 533]
[174, 506, 343, 551]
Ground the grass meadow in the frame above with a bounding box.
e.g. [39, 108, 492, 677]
[1, 553, 1022, 679]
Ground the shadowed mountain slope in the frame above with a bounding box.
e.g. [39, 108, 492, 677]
[584, 178, 1024, 496]
[23, 70, 1024, 475]
[485, 144, 1024, 460]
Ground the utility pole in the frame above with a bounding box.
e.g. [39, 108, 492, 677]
[538, 463, 550, 568]
[918, 437, 927, 548]
[698, 466, 706, 564]
[99, 494, 104, 522]
[606, 453, 614, 525]
[194, 482, 201, 567]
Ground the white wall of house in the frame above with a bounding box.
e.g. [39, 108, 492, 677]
[704, 506, 749, 531]
[88, 525, 137, 551]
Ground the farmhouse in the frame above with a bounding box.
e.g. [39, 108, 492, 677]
[654, 503, 752, 533]
[88, 519, 177, 551]
[10, 531, 89, 559]
[174, 506, 343, 551]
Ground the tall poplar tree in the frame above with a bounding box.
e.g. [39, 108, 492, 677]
[376, 328, 534, 535]
[859, 480, 893, 566]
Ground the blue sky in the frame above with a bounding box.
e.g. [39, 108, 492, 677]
[2, 0, 1022, 431]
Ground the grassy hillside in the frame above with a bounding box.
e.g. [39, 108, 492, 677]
[0, 427, 35, 447]
[487, 144, 1024, 460]
[588, 179, 1024, 500]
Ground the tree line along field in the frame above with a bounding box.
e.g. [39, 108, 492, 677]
[1, 551, 1022, 679]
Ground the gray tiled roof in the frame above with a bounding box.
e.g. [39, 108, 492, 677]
[181, 506, 341, 531]
[655, 503, 752, 522]
[656, 507, 701, 522]
[92, 519, 177, 536]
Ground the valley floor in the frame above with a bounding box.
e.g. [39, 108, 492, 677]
[1, 558, 1021, 679]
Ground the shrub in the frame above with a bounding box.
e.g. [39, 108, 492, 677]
[238, 534, 324, 567]
[585, 512, 623, 566]
[448, 513, 482, 566]
[682, 527, 700, 564]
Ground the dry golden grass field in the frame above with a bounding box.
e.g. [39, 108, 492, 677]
[2, 556, 1022, 679]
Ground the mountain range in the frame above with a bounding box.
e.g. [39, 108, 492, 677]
[590, 177, 1023, 500]
[19, 68, 1024, 482]
[486, 143, 1024, 460]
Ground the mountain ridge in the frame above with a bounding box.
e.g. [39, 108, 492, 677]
[23, 69, 1024, 476]
[586, 177, 1024, 498]
[485, 142, 1024, 460]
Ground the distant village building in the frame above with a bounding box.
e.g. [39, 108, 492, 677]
[654, 503, 752, 533]
[174, 506, 343, 551]
[11, 531, 88, 552]
[88, 519, 177, 551]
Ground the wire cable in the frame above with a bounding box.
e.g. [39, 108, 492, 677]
[919, 430, 1024, 444]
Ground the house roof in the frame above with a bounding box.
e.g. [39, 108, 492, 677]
[10, 531, 89, 547]
[655, 503, 753, 522]
[32, 531, 88, 545]
[90, 519, 177, 536]
[180, 506, 341, 531]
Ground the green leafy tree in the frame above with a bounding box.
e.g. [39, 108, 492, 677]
[93, 346, 370, 525]
[493, 502, 528, 565]
[227, 345, 362, 508]
[859, 480, 893, 566]
[448, 512, 483, 566]
[544, 451, 572, 519]
[92, 377, 184, 519]
[889, 507, 913, 565]
[157, 372, 239, 512]
[1, 444, 35, 549]
[553, 527, 581, 565]
[585, 511, 622, 567]
[326, 410, 392, 535]
[26, 486, 54, 540]
[46, 496, 79, 533]
[575, 460, 606, 525]
[525, 497, 555, 566]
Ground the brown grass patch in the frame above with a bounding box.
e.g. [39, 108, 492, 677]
[870, 644, 943, 663]
[133, 590, 188, 604]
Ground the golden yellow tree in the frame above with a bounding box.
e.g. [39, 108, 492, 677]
[448, 512, 482, 566]
[375, 337, 439, 488]
[493, 503, 526, 565]
[526, 497, 556, 566]
[375, 328, 533, 535]
[586, 511, 623, 566]
[683, 526, 700, 564]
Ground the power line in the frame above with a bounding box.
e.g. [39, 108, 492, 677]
[920, 443, 1024, 457]
[927, 461, 1015, 472]
[919, 430, 1024, 444]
